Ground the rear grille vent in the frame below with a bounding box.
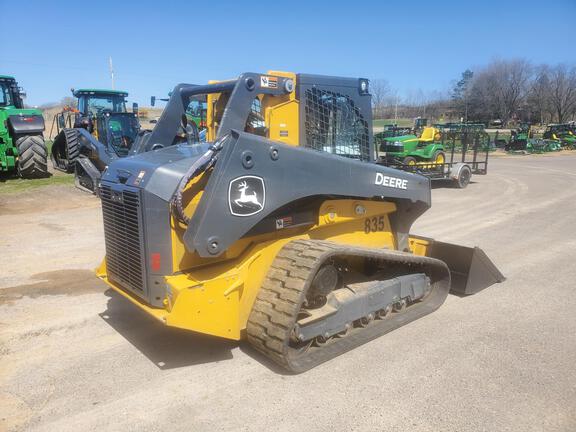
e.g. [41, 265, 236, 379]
[100, 184, 145, 295]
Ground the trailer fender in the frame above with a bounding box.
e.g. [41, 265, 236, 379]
[448, 162, 468, 180]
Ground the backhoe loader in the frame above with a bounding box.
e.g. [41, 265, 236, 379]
[96, 71, 504, 373]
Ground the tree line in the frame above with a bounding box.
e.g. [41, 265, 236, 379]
[372, 60, 576, 126]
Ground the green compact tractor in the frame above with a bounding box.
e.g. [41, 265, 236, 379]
[50, 88, 141, 192]
[379, 126, 445, 166]
[543, 124, 576, 149]
[0, 75, 48, 178]
[504, 123, 562, 153]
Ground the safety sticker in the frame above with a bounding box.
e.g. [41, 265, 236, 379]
[261, 76, 278, 89]
[134, 170, 146, 186]
[275, 216, 293, 230]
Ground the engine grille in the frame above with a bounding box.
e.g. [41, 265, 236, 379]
[100, 184, 145, 296]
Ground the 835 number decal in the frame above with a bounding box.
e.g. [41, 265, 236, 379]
[364, 216, 385, 233]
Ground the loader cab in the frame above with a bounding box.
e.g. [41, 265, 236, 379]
[0, 76, 24, 109]
[96, 112, 141, 156]
[75, 89, 128, 117]
[71, 89, 139, 152]
[72, 89, 128, 132]
[202, 73, 373, 161]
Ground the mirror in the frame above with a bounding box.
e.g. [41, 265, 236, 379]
[150, 96, 156, 107]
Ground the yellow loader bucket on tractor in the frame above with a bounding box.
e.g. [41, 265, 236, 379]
[95, 72, 504, 373]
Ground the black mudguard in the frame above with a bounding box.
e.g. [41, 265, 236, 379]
[8, 115, 45, 134]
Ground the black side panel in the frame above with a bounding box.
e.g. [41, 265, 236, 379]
[8, 115, 45, 134]
[184, 131, 431, 257]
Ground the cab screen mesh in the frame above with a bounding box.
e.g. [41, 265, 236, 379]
[304, 88, 370, 161]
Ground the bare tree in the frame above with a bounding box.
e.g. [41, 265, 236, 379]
[451, 69, 474, 121]
[60, 96, 77, 108]
[547, 64, 576, 123]
[468, 59, 532, 125]
[527, 65, 551, 124]
[370, 79, 391, 119]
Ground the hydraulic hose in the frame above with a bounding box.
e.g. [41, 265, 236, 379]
[171, 139, 226, 225]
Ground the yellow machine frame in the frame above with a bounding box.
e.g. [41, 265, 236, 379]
[97, 196, 431, 340]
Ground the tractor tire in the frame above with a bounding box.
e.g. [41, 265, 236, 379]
[402, 156, 417, 166]
[16, 135, 49, 179]
[51, 128, 80, 173]
[454, 165, 471, 189]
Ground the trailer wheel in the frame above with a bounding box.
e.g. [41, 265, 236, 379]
[16, 135, 49, 179]
[402, 156, 417, 166]
[454, 165, 471, 189]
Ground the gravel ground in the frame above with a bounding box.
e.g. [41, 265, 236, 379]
[1, 153, 575, 432]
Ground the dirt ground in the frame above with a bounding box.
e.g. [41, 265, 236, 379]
[1, 153, 576, 431]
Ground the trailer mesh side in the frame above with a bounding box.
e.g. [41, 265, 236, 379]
[100, 184, 145, 295]
[304, 88, 370, 161]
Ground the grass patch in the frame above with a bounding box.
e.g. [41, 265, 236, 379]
[0, 174, 74, 195]
[373, 118, 414, 128]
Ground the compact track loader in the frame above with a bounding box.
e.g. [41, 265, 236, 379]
[96, 71, 504, 373]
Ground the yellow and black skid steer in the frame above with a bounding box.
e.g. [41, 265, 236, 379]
[96, 71, 504, 373]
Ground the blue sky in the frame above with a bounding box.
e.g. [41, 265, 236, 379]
[1, 0, 574, 107]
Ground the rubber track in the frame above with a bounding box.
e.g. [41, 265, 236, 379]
[51, 128, 79, 173]
[246, 239, 451, 373]
[16, 135, 48, 179]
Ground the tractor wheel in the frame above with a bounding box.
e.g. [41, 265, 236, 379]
[402, 156, 417, 166]
[51, 128, 80, 173]
[433, 151, 446, 165]
[454, 165, 472, 189]
[16, 135, 49, 179]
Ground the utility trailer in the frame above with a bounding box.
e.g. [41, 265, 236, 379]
[377, 124, 491, 188]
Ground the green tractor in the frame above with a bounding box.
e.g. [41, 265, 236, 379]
[50, 88, 141, 191]
[379, 126, 445, 166]
[543, 124, 576, 149]
[151, 94, 207, 130]
[0, 75, 48, 178]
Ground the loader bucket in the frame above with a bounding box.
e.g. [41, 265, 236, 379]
[425, 240, 505, 296]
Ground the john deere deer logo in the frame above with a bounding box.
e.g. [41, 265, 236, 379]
[228, 176, 266, 216]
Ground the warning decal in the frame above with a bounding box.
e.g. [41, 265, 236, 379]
[260, 76, 278, 89]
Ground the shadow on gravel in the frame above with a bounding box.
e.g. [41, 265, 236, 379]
[238, 344, 296, 375]
[100, 289, 236, 370]
[431, 180, 478, 189]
